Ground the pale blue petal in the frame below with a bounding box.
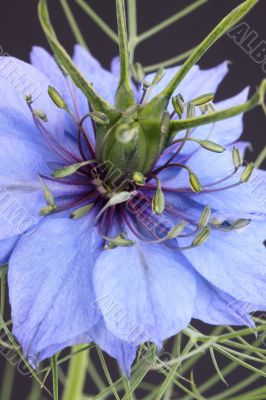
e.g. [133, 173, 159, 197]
[193, 274, 255, 327]
[145, 62, 229, 105]
[30, 46, 67, 96]
[0, 236, 19, 264]
[166, 143, 266, 219]
[182, 226, 266, 308]
[89, 319, 137, 377]
[177, 88, 250, 154]
[110, 57, 120, 77]
[9, 215, 102, 365]
[30, 46, 87, 149]
[73, 45, 119, 105]
[0, 56, 65, 142]
[94, 239, 196, 346]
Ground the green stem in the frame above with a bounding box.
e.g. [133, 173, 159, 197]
[51, 355, 59, 400]
[96, 348, 121, 400]
[144, 47, 196, 73]
[127, 0, 138, 62]
[155, 0, 259, 101]
[60, 0, 89, 50]
[211, 367, 266, 400]
[39, 0, 115, 115]
[27, 379, 42, 400]
[115, 0, 135, 109]
[138, 0, 209, 43]
[0, 275, 6, 316]
[255, 145, 266, 168]
[62, 345, 88, 400]
[169, 80, 266, 134]
[75, 0, 119, 44]
[0, 362, 15, 400]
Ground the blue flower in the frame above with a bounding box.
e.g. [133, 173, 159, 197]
[0, 45, 265, 376]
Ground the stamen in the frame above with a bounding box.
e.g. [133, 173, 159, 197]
[103, 233, 135, 250]
[171, 94, 185, 119]
[151, 176, 165, 215]
[52, 160, 96, 179]
[33, 109, 48, 122]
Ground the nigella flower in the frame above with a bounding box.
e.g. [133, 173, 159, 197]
[1, 0, 265, 377]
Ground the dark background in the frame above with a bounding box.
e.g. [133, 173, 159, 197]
[0, 0, 265, 399]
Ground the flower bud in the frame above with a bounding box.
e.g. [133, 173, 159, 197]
[240, 163, 255, 182]
[48, 86, 66, 109]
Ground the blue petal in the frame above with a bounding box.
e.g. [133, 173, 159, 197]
[0, 236, 19, 264]
[30, 46, 85, 149]
[193, 273, 255, 327]
[89, 319, 137, 377]
[0, 56, 65, 143]
[94, 239, 196, 346]
[144, 62, 229, 104]
[179, 88, 249, 154]
[30, 46, 67, 96]
[73, 45, 119, 105]
[110, 57, 120, 77]
[8, 215, 102, 365]
[166, 143, 266, 219]
[182, 225, 266, 309]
